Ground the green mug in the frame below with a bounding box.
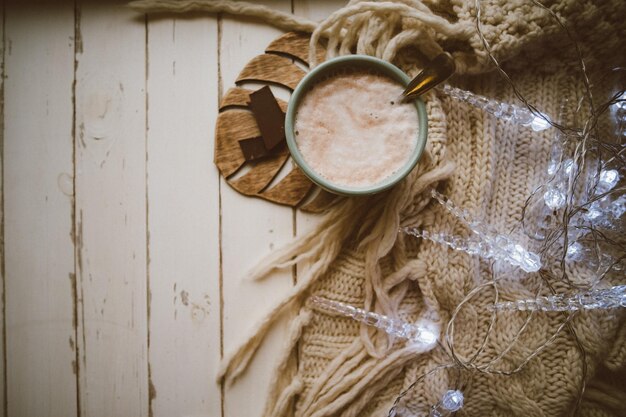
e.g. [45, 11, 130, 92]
[285, 55, 428, 196]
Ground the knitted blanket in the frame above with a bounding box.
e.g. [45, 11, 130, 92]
[130, 1, 626, 415]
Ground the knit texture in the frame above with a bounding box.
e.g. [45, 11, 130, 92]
[236, 2, 626, 416]
[130, 0, 626, 415]
[279, 70, 626, 417]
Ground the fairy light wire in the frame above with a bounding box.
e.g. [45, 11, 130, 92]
[387, 364, 458, 417]
[384, 1, 623, 413]
[473, 0, 593, 133]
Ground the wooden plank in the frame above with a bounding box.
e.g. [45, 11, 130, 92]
[146, 15, 221, 417]
[293, 1, 342, 23]
[3, 3, 77, 417]
[74, 2, 148, 416]
[0, 5, 4, 417]
[219, 2, 296, 416]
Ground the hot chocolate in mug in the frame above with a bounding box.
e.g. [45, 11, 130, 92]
[285, 55, 428, 196]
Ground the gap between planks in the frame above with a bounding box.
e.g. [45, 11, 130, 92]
[0, 1, 7, 416]
[71, 2, 82, 416]
[217, 13, 226, 417]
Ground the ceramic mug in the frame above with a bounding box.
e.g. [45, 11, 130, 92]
[285, 55, 428, 196]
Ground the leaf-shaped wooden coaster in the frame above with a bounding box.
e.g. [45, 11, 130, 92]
[214, 31, 337, 213]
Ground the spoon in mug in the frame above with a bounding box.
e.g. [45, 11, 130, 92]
[398, 52, 456, 101]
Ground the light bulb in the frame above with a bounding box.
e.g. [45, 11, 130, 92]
[563, 159, 575, 175]
[414, 327, 437, 346]
[429, 390, 465, 417]
[585, 202, 603, 221]
[596, 169, 619, 194]
[543, 188, 566, 210]
[529, 113, 551, 131]
[610, 195, 626, 218]
[441, 390, 464, 412]
[566, 242, 584, 262]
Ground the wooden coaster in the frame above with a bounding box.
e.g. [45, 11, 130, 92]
[214, 31, 337, 212]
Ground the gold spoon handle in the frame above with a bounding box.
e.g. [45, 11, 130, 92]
[402, 53, 456, 100]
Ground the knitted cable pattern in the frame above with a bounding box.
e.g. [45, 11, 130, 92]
[130, 1, 626, 415]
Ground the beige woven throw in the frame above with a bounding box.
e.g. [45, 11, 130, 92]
[130, 1, 626, 415]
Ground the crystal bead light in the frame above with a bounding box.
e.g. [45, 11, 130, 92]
[308, 296, 439, 345]
[492, 285, 626, 312]
[565, 242, 584, 262]
[612, 92, 626, 136]
[423, 190, 542, 273]
[615, 92, 626, 111]
[543, 187, 566, 210]
[584, 201, 604, 221]
[441, 390, 464, 412]
[523, 102, 570, 242]
[610, 195, 626, 218]
[563, 159, 576, 175]
[597, 169, 619, 194]
[541, 157, 577, 212]
[529, 114, 552, 131]
[402, 227, 541, 273]
[430, 189, 483, 230]
[583, 192, 625, 226]
[547, 160, 559, 176]
[429, 390, 464, 417]
[529, 92, 625, 254]
[439, 84, 551, 131]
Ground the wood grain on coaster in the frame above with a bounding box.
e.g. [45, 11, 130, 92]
[215, 31, 337, 212]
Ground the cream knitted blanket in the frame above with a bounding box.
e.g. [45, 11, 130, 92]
[130, 1, 626, 415]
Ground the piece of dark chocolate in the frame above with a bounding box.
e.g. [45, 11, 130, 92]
[248, 86, 285, 150]
[239, 136, 271, 161]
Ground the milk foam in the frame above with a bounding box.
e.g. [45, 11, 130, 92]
[294, 70, 419, 188]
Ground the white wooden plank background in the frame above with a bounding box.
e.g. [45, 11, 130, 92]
[4, 3, 77, 417]
[0, 1, 343, 416]
[146, 12, 221, 417]
[0, 3, 4, 412]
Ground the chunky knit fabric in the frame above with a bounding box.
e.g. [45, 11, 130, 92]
[131, 0, 626, 415]
[268, 70, 626, 417]
[232, 2, 626, 416]
[286, 71, 626, 417]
